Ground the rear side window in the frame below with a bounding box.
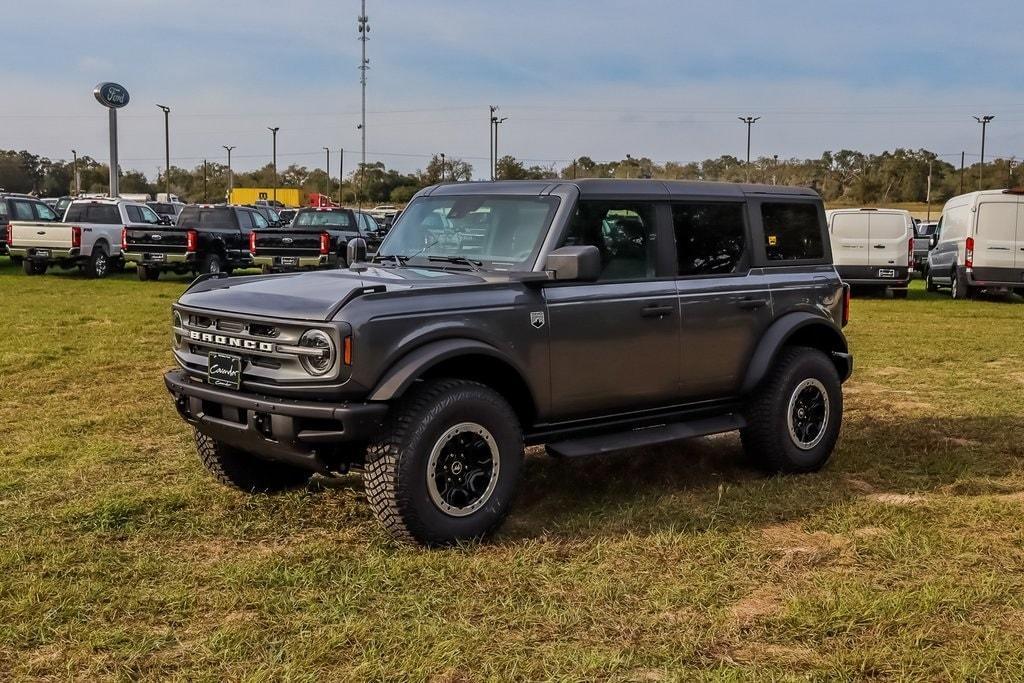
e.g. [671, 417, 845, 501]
[762, 203, 824, 262]
[561, 201, 656, 281]
[294, 210, 354, 228]
[126, 205, 144, 222]
[0, 201, 7, 219]
[177, 207, 237, 229]
[12, 200, 35, 220]
[237, 210, 254, 230]
[672, 203, 747, 276]
[65, 203, 120, 224]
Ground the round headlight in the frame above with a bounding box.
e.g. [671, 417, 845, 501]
[172, 310, 183, 348]
[298, 329, 335, 376]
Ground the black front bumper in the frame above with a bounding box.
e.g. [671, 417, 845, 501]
[164, 369, 387, 472]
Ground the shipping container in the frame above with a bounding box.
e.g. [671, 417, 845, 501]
[229, 187, 302, 208]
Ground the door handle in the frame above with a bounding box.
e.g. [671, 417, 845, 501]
[737, 297, 769, 310]
[641, 304, 674, 318]
[873, 244, 886, 249]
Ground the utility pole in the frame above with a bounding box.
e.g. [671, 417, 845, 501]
[572, 159, 577, 179]
[973, 115, 994, 189]
[960, 151, 965, 194]
[1009, 157, 1016, 188]
[926, 158, 933, 221]
[156, 104, 171, 199]
[268, 126, 279, 203]
[222, 146, 235, 201]
[440, 152, 446, 183]
[492, 115, 507, 178]
[323, 146, 331, 197]
[358, 2, 370, 202]
[738, 115, 760, 181]
[772, 154, 779, 185]
[489, 105, 498, 180]
[202, 159, 208, 203]
[71, 149, 80, 195]
[338, 148, 344, 205]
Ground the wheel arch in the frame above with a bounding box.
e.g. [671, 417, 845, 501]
[367, 338, 538, 425]
[741, 313, 851, 394]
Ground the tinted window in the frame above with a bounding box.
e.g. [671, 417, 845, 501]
[0, 201, 7, 219]
[672, 203, 746, 276]
[762, 203, 824, 261]
[148, 202, 175, 214]
[126, 205, 144, 222]
[139, 205, 160, 224]
[363, 214, 380, 232]
[237, 210, 254, 230]
[12, 200, 35, 220]
[250, 211, 269, 229]
[294, 210, 355, 229]
[176, 207, 237, 229]
[561, 201, 655, 281]
[33, 202, 58, 221]
[65, 203, 120, 224]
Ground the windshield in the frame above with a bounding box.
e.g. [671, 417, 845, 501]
[294, 210, 355, 229]
[377, 195, 559, 268]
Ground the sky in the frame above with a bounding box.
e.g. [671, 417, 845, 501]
[2, 0, 1023, 179]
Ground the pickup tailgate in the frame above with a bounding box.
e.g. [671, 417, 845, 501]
[10, 221, 74, 249]
[124, 226, 189, 254]
[253, 229, 331, 256]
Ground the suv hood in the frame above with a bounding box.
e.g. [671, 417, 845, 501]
[178, 266, 509, 321]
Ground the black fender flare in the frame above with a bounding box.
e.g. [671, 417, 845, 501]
[92, 238, 109, 255]
[367, 338, 521, 402]
[740, 312, 851, 395]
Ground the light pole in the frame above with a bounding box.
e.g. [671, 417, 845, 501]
[222, 145, 235, 200]
[323, 146, 331, 198]
[973, 115, 994, 189]
[358, 3, 369, 187]
[492, 116, 507, 178]
[738, 115, 760, 181]
[156, 104, 170, 199]
[71, 149, 80, 195]
[268, 126, 279, 203]
[338, 148, 344, 205]
[489, 105, 498, 180]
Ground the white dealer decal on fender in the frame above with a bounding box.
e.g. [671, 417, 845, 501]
[189, 330, 274, 352]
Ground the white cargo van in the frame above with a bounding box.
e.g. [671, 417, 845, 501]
[926, 190, 1024, 299]
[826, 208, 914, 298]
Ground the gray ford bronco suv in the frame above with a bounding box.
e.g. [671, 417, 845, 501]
[165, 179, 852, 546]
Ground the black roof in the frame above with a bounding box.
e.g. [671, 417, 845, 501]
[422, 178, 818, 199]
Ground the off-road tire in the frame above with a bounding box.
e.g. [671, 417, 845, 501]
[741, 346, 843, 474]
[83, 247, 110, 279]
[137, 264, 161, 281]
[199, 252, 223, 275]
[195, 430, 312, 493]
[891, 288, 908, 299]
[951, 268, 969, 300]
[926, 272, 938, 292]
[364, 379, 524, 546]
[22, 259, 46, 275]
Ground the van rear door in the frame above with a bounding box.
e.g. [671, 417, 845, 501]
[973, 197, 1017, 275]
[830, 212, 869, 267]
[867, 212, 908, 269]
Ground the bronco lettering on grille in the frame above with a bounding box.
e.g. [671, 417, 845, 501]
[189, 330, 274, 353]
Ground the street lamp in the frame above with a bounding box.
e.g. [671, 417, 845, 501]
[268, 126, 279, 203]
[223, 145, 235, 200]
[156, 104, 171, 199]
[338, 148, 344, 205]
[322, 146, 331, 199]
[492, 116, 508, 178]
[738, 115, 760, 181]
[489, 105, 499, 180]
[973, 115, 995, 188]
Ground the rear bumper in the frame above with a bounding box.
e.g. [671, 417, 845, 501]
[8, 246, 79, 261]
[123, 250, 195, 267]
[836, 265, 911, 288]
[164, 369, 387, 472]
[253, 254, 336, 270]
[965, 266, 1024, 289]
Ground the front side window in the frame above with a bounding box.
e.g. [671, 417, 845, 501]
[139, 205, 161, 224]
[33, 202, 57, 221]
[672, 202, 747, 276]
[251, 211, 269, 229]
[762, 202, 824, 262]
[560, 201, 655, 281]
[294, 210, 354, 229]
[379, 195, 559, 268]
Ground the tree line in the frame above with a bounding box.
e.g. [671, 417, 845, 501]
[0, 147, 1017, 205]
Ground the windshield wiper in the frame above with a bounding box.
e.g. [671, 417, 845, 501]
[428, 255, 484, 272]
[372, 253, 408, 267]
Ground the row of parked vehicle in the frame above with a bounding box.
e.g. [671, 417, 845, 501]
[1, 193, 391, 280]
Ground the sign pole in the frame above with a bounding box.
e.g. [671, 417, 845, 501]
[94, 82, 129, 198]
[108, 107, 119, 197]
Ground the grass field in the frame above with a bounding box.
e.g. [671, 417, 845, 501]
[2, 260, 1024, 680]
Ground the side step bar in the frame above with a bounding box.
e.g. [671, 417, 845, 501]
[545, 413, 746, 458]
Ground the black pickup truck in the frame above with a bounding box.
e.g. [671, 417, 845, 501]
[251, 207, 382, 273]
[123, 204, 268, 280]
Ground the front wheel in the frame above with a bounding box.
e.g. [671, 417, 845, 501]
[195, 431, 312, 493]
[926, 272, 938, 292]
[364, 379, 524, 546]
[741, 346, 843, 474]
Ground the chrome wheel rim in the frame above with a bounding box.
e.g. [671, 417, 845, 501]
[787, 378, 829, 450]
[95, 253, 106, 276]
[208, 259, 220, 274]
[426, 422, 500, 517]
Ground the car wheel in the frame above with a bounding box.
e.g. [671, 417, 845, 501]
[364, 378, 524, 546]
[22, 259, 46, 275]
[195, 430, 312, 493]
[951, 268, 969, 300]
[741, 346, 843, 474]
[84, 248, 109, 279]
[137, 265, 160, 281]
[926, 272, 938, 292]
[892, 288, 908, 299]
[200, 253, 223, 275]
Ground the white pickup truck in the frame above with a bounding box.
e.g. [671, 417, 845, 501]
[8, 197, 166, 278]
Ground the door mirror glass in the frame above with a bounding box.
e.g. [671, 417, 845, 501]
[347, 237, 368, 265]
[545, 245, 601, 281]
[929, 234, 938, 249]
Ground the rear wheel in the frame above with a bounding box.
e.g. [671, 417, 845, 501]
[137, 264, 161, 281]
[199, 252, 223, 275]
[364, 379, 524, 546]
[951, 268, 970, 300]
[195, 430, 312, 493]
[83, 248, 109, 278]
[741, 346, 843, 474]
[22, 259, 46, 275]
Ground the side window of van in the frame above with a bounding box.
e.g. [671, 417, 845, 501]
[762, 203, 824, 262]
[672, 202, 746, 276]
[561, 201, 656, 281]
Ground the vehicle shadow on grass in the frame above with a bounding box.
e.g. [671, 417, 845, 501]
[495, 414, 1024, 543]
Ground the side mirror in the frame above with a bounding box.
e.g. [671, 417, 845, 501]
[929, 235, 938, 249]
[346, 237, 368, 265]
[544, 245, 601, 281]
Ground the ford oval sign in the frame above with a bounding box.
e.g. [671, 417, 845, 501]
[94, 82, 130, 108]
